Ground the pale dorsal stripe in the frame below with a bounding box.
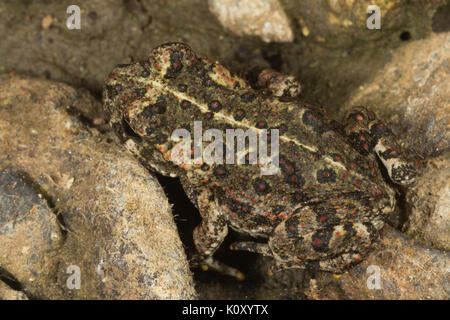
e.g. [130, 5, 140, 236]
[137, 77, 352, 175]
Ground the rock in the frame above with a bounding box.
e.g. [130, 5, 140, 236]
[0, 168, 63, 299]
[0, 281, 28, 300]
[306, 226, 449, 299]
[41, 15, 53, 30]
[208, 0, 293, 43]
[281, 0, 445, 47]
[339, 227, 449, 299]
[304, 278, 345, 300]
[0, 0, 261, 94]
[342, 32, 450, 250]
[304, 33, 449, 301]
[404, 153, 450, 250]
[0, 75, 196, 299]
[342, 32, 449, 156]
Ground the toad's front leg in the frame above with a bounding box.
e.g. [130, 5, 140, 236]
[191, 187, 245, 280]
[344, 106, 417, 186]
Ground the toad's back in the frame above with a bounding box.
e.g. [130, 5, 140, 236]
[104, 42, 419, 275]
[103, 42, 390, 211]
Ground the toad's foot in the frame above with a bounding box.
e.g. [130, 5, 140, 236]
[344, 106, 417, 186]
[190, 253, 245, 281]
[256, 69, 301, 98]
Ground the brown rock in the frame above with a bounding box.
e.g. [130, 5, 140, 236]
[0, 75, 196, 299]
[281, 0, 445, 47]
[339, 227, 449, 299]
[0, 168, 63, 299]
[307, 226, 449, 299]
[343, 32, 450, 156]
[342, 32, 450, 252]
[0, 281, 28, 300]
[41, 15, 53, 30]
[404, 153, 450, 250]
[208, 0, 293, 43]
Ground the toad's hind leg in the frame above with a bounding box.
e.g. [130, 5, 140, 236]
[344, 106, 417, 186]
[229, 241, 272, 256]
[265, 205, 381, 274]
[256, 69, 302, 98]
[190, 187, 245, 280]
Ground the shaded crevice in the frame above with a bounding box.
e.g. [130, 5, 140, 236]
[0, 267, 22, 292]
[432, 4, 450, 33]
[14, 169, 68, 239]
[0, 267, 38, 300]
[154, 173, 260, 280]
[261, 45, 283, 71]
[64, 104, 109, 133]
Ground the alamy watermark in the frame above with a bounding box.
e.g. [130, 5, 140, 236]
[66, 5, 81, 30]
[367, 5, 381, 30]
[66, 265, 81, 289]
[366, 265, 382, 290]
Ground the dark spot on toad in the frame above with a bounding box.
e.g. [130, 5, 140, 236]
[317, 168, 336, 183]
[214, 165, 228, 177]
[302, 110, 322, 132]
[370, 122, 391, 139]
[180, 100, 191, 109]
[164, 52, 183, 78]
[287, 172, 305, 187]
[278, 123, 288, 133]
[234, 109, 246, 121]
[156, 134, 168, 144]
[256, 120, 267, 129]
[391, 164, 417, 183]
[204, 112, 214, 120]
[311, 230, 332, 252]
[292, 191, 313, 204]
[134, 88, 147, 98]
[208, 100, 222, 112]
[253, 178, 270, 194]
[178, 84, 187, 92]
[314, 206, 339, 226]
[343, 224, 357, 238]
[151, 97, 167, 114]
[279, 155, 295, 174]
[348, 132, 372, 156]
[285, 216, 300, 237]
